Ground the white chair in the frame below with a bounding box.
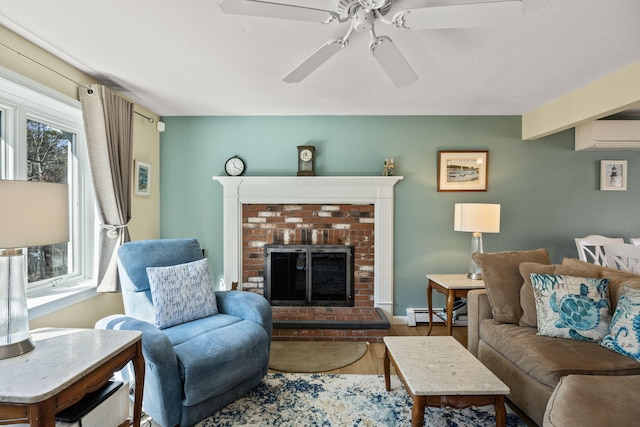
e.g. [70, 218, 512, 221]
[603, 243, 640, 274]
[575, 235, 625, 265]
[630, 238, 640, 246]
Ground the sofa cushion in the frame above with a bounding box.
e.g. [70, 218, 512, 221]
[544, 375, 640, 427]
[601, 285, 640, 361]
[561, 258, 640, 312]
[479, 319, 640, 389]
[519, 262, 604, 327]
[147, 258, 218, 329]
[472, 248, 550, 324]
[170, 317, 271, 406]
[530, 274, 611, 341]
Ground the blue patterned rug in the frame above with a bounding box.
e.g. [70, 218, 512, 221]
[197, 373, 526, 426]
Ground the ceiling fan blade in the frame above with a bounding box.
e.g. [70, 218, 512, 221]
[371, 36, 418, 88]
[218, 0, 339, 23]
[393, 0, 523, 30]
[283, 39, 346, 83]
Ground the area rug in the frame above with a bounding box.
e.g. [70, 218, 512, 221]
[269, 341, 368, 372]
[197, 373, 526, 426]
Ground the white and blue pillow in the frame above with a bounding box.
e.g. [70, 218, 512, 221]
[601, 285, 640, 361]
[530, 274, 611, 341]
[147, 258, 218, 329]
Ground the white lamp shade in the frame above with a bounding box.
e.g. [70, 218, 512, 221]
[454, 203, 501, 233]
[0, 180, 69, 249]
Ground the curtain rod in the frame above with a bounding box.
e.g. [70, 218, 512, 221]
[0, 41, 154, 123]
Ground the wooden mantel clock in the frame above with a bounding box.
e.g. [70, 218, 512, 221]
[297, 145, 315, 176]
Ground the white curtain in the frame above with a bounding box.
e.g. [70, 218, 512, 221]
[79, 85, 133, 292]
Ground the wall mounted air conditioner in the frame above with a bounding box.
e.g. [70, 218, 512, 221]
[575, 120, 640, 150]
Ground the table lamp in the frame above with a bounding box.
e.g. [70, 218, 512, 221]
[454, 203, 501, 280]
[0, 180, 69, 359]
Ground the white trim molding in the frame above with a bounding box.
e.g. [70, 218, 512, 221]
[212, 176, 402, 318]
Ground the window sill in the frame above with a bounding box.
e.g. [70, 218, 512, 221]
[28, 281, 98, 320]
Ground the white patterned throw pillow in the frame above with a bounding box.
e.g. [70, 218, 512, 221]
[147, 258, 218, 329]
[530, 274, 611, 341]
[601, 285, 640, 361]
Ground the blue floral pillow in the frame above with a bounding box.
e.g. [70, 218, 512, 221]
[530, 274, 611, 341]
[601, 285, 640, 361]
[147, 258, 218, 329]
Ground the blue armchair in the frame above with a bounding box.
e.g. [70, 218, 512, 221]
[96, 238, 272, 427]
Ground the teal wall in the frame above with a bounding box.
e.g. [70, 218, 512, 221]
[159, 116, 640, 317]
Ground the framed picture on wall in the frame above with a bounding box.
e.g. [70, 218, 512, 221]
[437, 150, 488, 192]
[600, 160, 627, 191]
[134, 160, 151, 197]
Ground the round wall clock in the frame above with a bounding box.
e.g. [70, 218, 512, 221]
[225, 155, 245, 176]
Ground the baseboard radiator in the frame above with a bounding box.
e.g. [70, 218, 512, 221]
[406, 308, 444, 326]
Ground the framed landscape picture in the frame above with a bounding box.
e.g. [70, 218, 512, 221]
[134, 160, 151, 197]
[438, 150, 488, 192]
[600, 160, 627, 191]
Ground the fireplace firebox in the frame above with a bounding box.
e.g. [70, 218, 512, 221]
[264, 244, 354, 306]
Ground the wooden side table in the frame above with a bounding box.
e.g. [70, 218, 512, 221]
[0, 328, 144, 427]
[426, 274, 485, 336]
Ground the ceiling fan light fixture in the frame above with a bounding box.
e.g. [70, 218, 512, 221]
[353, 9, 374, 32]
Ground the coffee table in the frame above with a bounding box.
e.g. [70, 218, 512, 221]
[383, 336, 509, 427]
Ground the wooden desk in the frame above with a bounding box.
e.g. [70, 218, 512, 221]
[426, 274, 485, 336]
[0, 328, 144, 427]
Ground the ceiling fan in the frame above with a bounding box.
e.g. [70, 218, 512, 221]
[217, 0, 524, 87]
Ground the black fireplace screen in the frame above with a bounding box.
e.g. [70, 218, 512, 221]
[264, 244, 354, 306]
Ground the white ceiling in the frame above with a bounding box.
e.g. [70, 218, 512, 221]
[0, 0, 639, 117]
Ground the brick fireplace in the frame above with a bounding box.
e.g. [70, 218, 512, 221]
[212, 176, 402, 341]
[242, 203, 374, 306]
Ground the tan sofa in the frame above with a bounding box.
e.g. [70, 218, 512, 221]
[467, 250, 640, 426]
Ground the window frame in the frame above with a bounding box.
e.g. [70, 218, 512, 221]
[0, 69, 96, 297]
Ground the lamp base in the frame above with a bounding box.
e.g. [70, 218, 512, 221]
[467, 272, 483, 280]
[0, 336, 35, 359]
[1, 248, 36, 359]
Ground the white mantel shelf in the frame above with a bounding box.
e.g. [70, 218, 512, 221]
[212, 176, 403, 318]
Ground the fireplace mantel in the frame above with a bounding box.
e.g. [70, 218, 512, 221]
[212, 176, 402, 317]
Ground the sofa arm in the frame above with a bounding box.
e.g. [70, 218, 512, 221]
[96, 315, 183, 427]
[467, 289, 493, 357]
[216, 290, 273, 341]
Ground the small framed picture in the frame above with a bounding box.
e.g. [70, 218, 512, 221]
[438, 150, 489, 192]
[600, 160, 627, 191]
[134, 160, 151, 197]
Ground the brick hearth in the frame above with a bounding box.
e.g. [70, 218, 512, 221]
[271, 306, 390, 342]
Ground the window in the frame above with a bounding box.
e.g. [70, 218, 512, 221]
[26, 119, 72, 283]
[0, 71, 95, 295]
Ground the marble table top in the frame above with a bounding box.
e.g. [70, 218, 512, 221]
[426, 274, 486, 290]
[0, 328, 141, 403]
[384, 336, 509, 396]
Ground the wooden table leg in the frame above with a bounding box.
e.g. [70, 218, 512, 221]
[28, 399, 56, 427]
[494, 395, 506, 427]
[445, 290, 456, 336]
[384, 346, 391, 391]
[131, 341, 145, 427]
[411, 395, 426, 427]
[427, 280, 434, 335]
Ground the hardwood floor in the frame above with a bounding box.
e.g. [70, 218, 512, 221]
[321, 323, 468, 375]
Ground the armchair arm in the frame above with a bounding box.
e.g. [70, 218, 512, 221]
[467, 289, 493, 357]
[95, 315, 183, 427]
[216, 290, 273, 341]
